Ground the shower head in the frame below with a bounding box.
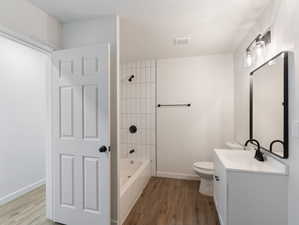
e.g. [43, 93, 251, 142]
[128, 75, 135, 82]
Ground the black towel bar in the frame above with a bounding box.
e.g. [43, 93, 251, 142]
[157, 104, 191, 107]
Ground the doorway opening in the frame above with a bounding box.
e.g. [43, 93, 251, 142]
[0, 34, 52, 224]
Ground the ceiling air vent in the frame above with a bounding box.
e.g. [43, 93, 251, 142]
[173, 36, 191, 46]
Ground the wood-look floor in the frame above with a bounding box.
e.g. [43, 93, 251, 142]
[124, 177, 220, 225]
[0, 178, 219, 225]
[0, 185, 60, 225]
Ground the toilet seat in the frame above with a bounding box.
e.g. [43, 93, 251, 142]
[193, 161, 214, 175]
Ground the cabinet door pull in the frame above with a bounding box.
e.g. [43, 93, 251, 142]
[214, 175, 220, 181]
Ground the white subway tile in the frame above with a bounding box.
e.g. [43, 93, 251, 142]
[120, 61, 156, 161]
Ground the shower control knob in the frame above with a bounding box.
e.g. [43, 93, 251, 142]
[99, 145, 108, 153]
[129, 125, 137, 134]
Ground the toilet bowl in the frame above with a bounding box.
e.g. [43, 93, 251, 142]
[193, 162, 214, 196]
[193, 142, 243, 196]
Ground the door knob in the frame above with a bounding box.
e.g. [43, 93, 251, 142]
[99, 146, 107, 153]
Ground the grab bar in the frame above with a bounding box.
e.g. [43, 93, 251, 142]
[157, 104, 191, 107]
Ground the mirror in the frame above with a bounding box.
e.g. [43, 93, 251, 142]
[250, 52, 289, 159]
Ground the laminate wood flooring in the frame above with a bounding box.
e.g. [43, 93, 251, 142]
[123, 177, 220, 225]
[0, 178, 219, 225]
[0, 185, 61, 225]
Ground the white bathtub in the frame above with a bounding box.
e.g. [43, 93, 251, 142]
[119, 159, 151, 224]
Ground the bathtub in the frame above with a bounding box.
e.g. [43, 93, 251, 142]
[119, 159, 151, 224]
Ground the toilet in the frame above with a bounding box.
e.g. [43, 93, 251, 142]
[193, 161, 214, 196]
[193, 142, 243, 196]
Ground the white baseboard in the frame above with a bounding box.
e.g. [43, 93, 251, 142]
[156, 171, 200, 181]
[0, 179, 45, 206]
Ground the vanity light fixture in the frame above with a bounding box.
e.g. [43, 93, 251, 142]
[244, 30, 271, 67]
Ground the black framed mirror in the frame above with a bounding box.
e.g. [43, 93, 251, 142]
[250, 51, 289, 159]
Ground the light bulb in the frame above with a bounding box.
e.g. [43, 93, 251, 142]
[255, 40, 265, 57]
[245, 51, 253, 67]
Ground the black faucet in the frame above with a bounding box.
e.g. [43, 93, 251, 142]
[244, 139, 265, 162]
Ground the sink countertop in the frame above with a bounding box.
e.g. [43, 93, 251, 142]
[214, 149, 289, 176]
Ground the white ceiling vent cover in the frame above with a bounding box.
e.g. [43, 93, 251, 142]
[174, 36, 191, 46]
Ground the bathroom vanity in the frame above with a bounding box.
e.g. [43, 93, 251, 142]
[213, 149, 288, 225]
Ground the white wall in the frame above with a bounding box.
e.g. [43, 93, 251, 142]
[0, 0, 61, 49]
[291, 17, 299, 225]
[61, 16, 120, 224]
[233, 0, 299, 224]
[156, 55, 234, 179]
[0, 35, 50, 205]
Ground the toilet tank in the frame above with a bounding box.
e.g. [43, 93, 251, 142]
[225, 142, 243, 150]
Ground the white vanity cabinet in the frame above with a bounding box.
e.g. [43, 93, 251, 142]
[213, 149, 288, 225]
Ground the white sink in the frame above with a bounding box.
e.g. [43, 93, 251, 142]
[214, 149, 288, 176]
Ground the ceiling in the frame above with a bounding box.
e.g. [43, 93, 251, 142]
[29, 0, 272, 61]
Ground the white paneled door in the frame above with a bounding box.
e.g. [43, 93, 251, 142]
[52, 45, 110, 225]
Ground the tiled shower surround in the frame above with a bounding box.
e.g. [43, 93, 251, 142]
[120, 61, 156, 165]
